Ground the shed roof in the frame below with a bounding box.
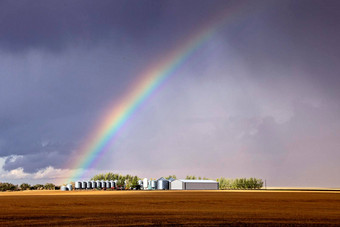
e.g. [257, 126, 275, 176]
[168, 177, 176, 182]
[176, 179, 217, 183]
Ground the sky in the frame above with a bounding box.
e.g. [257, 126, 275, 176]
[0, 0, 339, 187]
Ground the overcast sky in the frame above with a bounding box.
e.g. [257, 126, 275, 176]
[0, 0, 339, 187]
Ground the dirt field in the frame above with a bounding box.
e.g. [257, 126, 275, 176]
[0, 190, 339, 226]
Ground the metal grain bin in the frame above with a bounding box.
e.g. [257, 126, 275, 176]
[110, 180, 115, 188]
[82, 181, 87, 189]
[91, 181, 97, 188]
[61, 186, 68, 191]
[96, 180, 101, 188]
[87, 181, 92, 189]
[66, 184, 73, 191]
[138, 180, 143, 186]
[101, 180, 106, 188]
[151, 180, 157, 189]
[157, 177, 169, 190]
[106, 181, 111, 188]
[143, 178, 148, 189]
[75, 181, 82, 190]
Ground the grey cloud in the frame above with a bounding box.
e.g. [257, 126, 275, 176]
[0, 0, 339, 187]
[0, 0, 161, 52]
[95, 42, 340, 186]
[0, 0, 232, 53]
[3, 149, 68, 173]
[222, 0, 340, 99]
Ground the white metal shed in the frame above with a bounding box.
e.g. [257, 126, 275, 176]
[170, 179, 219, 190]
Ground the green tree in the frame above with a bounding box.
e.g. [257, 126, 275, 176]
[131, 176, 139, 188]
[219, 178, 264, 190]
[117, 178, 125, 188]
[255, 178, 263, 189]
[232, 178, 239, 189]
[91, 173, 105, 181]
[248, 178, 256, 189]
[20, 183, 31, 190]
[0, 182, 18, 191]
[44, 183, 55, 190]
[33, 184, 44, 190]
[185, 175, 197, 180]
[165, 175, 177, 180]
[91, 172, 140, 188]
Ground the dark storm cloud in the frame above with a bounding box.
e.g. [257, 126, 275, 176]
[0, 0, 339, 186]
[222, 0, 340, 98]
[0, 0, 238, 172]
[0, 0, 229, 52]
[0, 49, 135, 170]
[0, 0, 160, 51]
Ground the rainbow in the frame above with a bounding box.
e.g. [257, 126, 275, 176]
[67, 4, 247, 182]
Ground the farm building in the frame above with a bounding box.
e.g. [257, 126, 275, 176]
[170, 179, 219, 190]
[72, 178, 219, 191]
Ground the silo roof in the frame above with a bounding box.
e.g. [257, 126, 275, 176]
[157, 177, 168, 181]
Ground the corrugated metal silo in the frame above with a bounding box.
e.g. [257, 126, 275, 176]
[61, 186, 68, 191]
[87, 181, 92, 189]
[151, 180, 157, 189]
[96, 180, 101, 188]
[82, 181, 87, 189]
[91, 181, 97, 188]
[157, 177, 169, 190]
[143, 178, 148, 189]
[66, 184, 73, 191]
[75, 181, 82, 190]
[101, 180, 106, 188]
[106, 181, 111, 188]
[110, 180, 115, 188]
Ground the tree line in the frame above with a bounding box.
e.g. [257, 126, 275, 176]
[91, 172, 140, 189]
[91, 174, 264, 190]
[185, 176, 209, 180]
[0, 182, 56, 191]
[0, 175, 264, 191]
[216, 177, 263, 190]
[165, 175, 177, 180]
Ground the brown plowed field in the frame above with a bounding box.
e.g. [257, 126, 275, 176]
[0, 190, 339, 226]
